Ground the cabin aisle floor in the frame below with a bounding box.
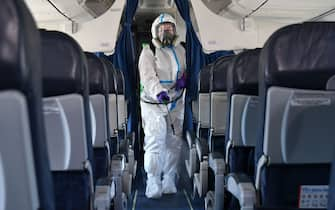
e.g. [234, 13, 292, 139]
[129, 142, 204, 210]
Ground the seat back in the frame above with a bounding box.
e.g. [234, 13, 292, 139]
[41, 30, 92, 168]
[86, 52, 110, 179]
[193, 63, 212, 131]
[0, 0, 55, 209]
[44, 96, 88, 171]
[41, 30, 93, 210]
[114, 67, 128, 130]
[100, 56, 118, 138]
[209, 56, 233, 152]
[86, 52, 109, 148]
[225, 49, 260, 174]
[256, 22, 335, 208]
[0, 91, 40, 210]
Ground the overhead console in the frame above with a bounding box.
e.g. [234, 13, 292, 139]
[81, 0, 116, 19]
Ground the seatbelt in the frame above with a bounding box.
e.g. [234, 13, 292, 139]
[165, 105, 175, 135]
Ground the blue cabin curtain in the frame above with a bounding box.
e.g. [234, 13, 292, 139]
[175, 0, 234, 132]
[175, 0, 207, 132]
[113, 0, 139, 133]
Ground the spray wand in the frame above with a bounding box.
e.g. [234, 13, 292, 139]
[164, 103, 176, 135]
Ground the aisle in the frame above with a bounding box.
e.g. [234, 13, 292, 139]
[132, 180, 194, 210]
[129, 143, 204, 210]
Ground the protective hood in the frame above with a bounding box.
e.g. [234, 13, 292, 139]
[151, 13, 180, 48]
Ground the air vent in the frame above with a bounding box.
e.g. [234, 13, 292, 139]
[80, 0, 115, 18]
[201, 0, 231, 15]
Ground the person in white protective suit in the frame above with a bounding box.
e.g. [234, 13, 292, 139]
[138, 13, 187, 199]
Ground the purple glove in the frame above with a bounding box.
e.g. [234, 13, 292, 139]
[157, 91, 170, 103]
[176, 73, 187, 91]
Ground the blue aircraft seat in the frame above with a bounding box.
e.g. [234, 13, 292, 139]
[40, 30, 94, 210]
[209, 55, 235, 153]
[0, 0, 55, 209]
[86, 52, 111, 180]
[226, 22, 335, 210]
[225, 49, 261, 176]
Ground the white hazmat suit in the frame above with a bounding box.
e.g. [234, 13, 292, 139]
[138, 13, 186, 199]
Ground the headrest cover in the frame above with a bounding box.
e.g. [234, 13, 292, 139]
[210, 55, 235, 92]
[100, 56, 116, 94]
[40, 30, 88, 97]
[227, 49, 260, 95]
[260, 22, 335, 90]
[0, 0, 41, 91]
[199, 63, 212, 93]
[85, 52, 108, 95]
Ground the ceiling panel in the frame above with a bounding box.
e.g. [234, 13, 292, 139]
[25, 0, 68, 23]
[251, 0, 335, 20]
[202, 0, 335, 21]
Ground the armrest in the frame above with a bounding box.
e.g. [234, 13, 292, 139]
[94, 178, 115, 210]
[226, 173, 256, 210]
[124, 131, 135, 147]
[111, 154, 126, 176]
[186, 130, 196, 148]
[196, 137, 209, 161]
[104, 141, 111, 175]
[84, 160, 95, 210]
[209, 152, 225, 175]
[185, 131, 198, 177]
[118, 139, 129, 158]
[111, 154, 126, 210]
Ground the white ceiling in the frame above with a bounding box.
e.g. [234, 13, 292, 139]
[25, 0, 115, 24]
[247, 0, 335, 20]
[25, 0, 68, 23]
[23, 0, 335, 52]
[191, 0, 335, 52]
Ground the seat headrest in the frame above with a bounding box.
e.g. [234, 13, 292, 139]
[227, 49, 260, 95]
[85, 52, 108, 95]
[100, 56, 116, 94]
[0, 0, 41, 92]
[210, 55, 235, 92]
[199, 63, 212, 93]
[40, 30, 88, 97]
[260, 22, 335, 90]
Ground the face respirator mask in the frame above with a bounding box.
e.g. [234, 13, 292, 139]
[159, 31, 176, 47]
[156, 22, 177, 47]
